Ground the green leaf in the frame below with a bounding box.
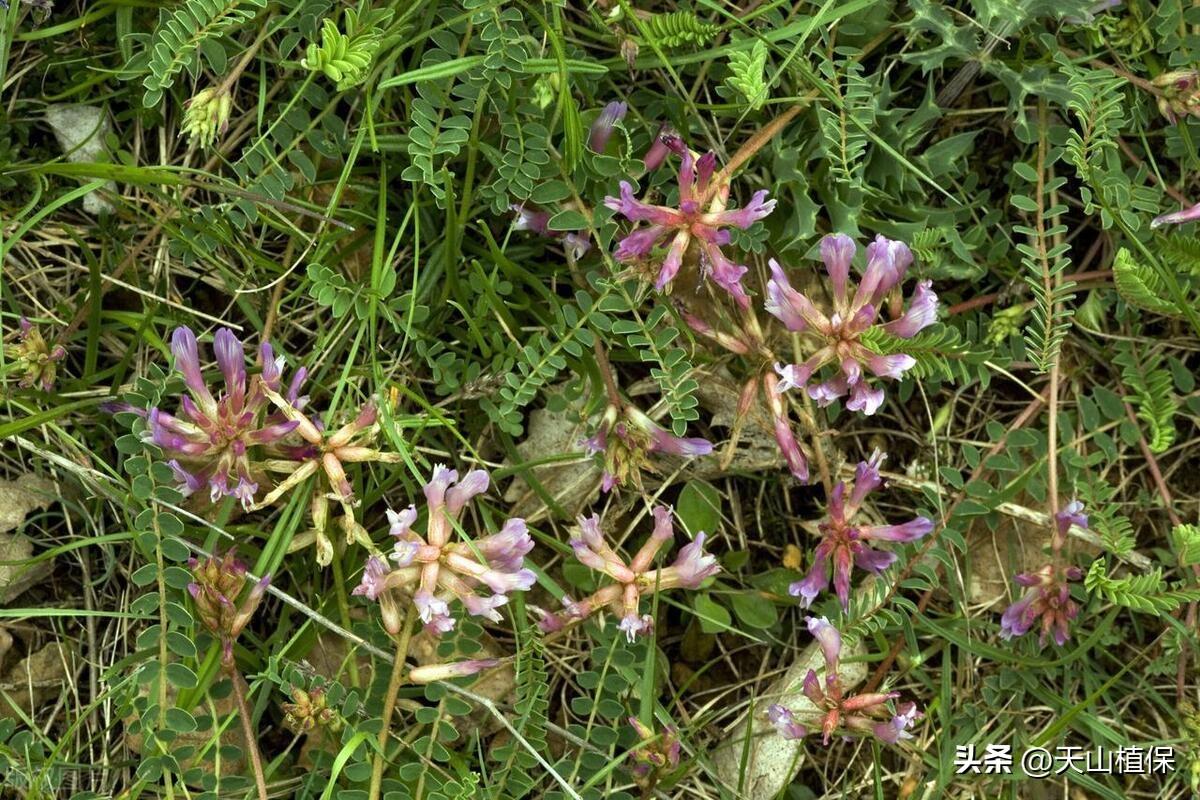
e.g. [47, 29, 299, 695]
[547, 210, 588, 231]
[1112, 247, 1183, 317]
[729, 592, 778, 629]
[676, 481, 721, 535]
[693, 593, 732, 634]
[165, 663, 199, 689]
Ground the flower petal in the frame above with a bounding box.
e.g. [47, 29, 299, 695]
[605, 182, 683, 225]
[765, 259, 831, 333]
[588, 101, 627, 152]
[820, 233, 856, 308]
[170, 327, 216, 411]
[862, 516, 934, 542]
[805, 616, 842, 674]
[703, 189, 776, 229]
[881, 280, 938, 339]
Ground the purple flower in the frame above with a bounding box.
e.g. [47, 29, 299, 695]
[999, 563, 1084, 647]
[762, 617, 920, 746]
[762, 371, 809, 482]
[642, 124, 673, 171]
[767, 234, 938, 416]
[589, 101, 628, 152]
[539, 505, 721, 638]
[351, 467, 535, 636]
[807, 615, 841, 672]
[139, 327, 302, 509]
[788, 450, 933, 610]
[604, 135, 775, 308]
[766, 705, 807, 740]
[188, 551, 270, 666]
[872, 702, 922, 744]
[511, 204, 553, 236]
[351, 556, 391, 601]
[1054, 500, 1088, 538]
[669, 533, 720, 589]
[583, 404, 712, 492]
[618, 613, 654, 642]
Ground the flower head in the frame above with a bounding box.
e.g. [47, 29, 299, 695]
[4, 317, 66, 392]
[539, 506, 720, 639]
[187, 551, 270, 665]
[999, 563, 1084, 647]
[584, 404, 712, 492]
[282, 686, 341, 734]
[251, 380, 405, 564]
[182, 86, 232, 149]
[351, 467, 535, 636]
[140, 327, 304, 510]
[627, 717, 682, 779]
[788, 451, 933, 610]
[767, 234, 938, 416]
[766, 617, 922, 746]
[1153, 69, 1200, 123]
[605, 134, 775, 308]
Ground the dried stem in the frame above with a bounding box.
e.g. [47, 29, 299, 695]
[592, 339, 624, 408]
[228, 665, 270, 800]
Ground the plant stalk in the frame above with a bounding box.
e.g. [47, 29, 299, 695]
[368, 604, 418, 800]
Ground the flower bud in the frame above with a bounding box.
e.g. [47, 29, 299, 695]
[407, 659, 499, 684]
[1153, 69, 1200, 122]
[182, 86, 233, 149]
[5, 317, 66, 391]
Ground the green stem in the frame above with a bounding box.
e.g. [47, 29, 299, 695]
[367, 605, 418, 800]
[330, 551, 362, 689]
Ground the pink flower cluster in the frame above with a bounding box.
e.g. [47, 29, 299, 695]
[999, 502, 1086, 647]
[352, 466, 535, 635]
[768, 234, 938, 416]
[789, 451, 933, 611]
[767, 617, 922, 745]
[143, 327, 304, 509]
[537, 506, 719, 640]
[187, 551, 270, 665]
[605, 134, 775, 308]
[111, 325, 401, 564]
